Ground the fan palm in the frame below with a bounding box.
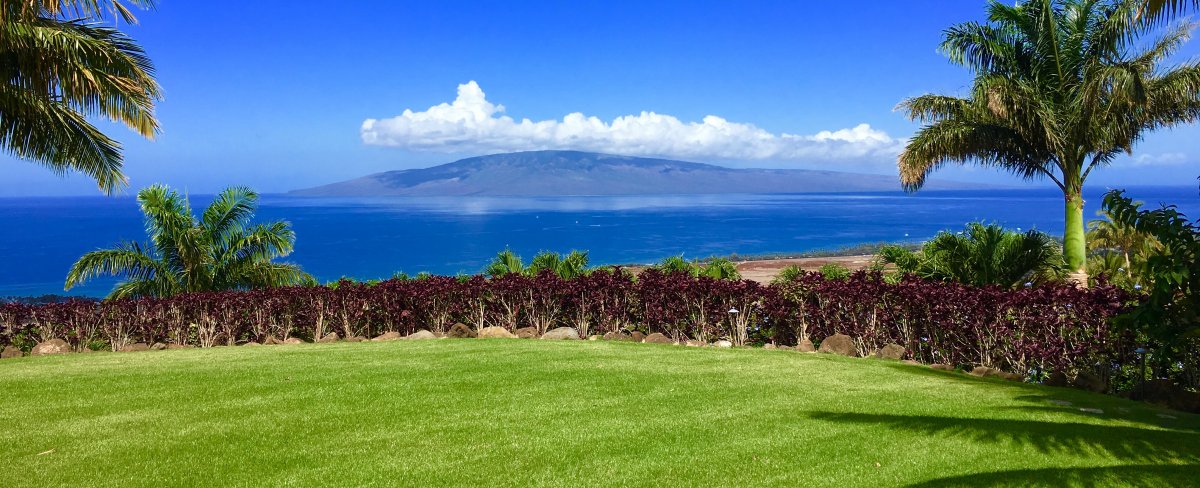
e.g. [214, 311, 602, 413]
[881, 223, 1066, 288]
[65, 185, 313, 299]
[898, 0, 1200, 282]
[2, 0, 161, 194]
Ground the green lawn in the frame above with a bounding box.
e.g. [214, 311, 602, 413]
[1, 340, 1196, 487]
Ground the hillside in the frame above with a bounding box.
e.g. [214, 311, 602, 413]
[290, 150, 982, 196]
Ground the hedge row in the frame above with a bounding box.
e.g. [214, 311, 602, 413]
[0, 270, 1133, 376]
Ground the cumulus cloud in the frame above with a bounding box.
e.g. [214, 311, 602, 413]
[360, 81, 902, 164]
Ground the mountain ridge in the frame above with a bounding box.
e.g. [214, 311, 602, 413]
[290, 150, 984, 196]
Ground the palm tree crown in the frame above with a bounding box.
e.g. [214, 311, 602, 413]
[65, 185, 313, 299]
[898, 0, 1200, 279]
[2, 0, 161, 193]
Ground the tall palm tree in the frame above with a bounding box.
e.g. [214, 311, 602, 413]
[2, 0, 161, 194]
[65, 185, 313, 299]
[881, 223, 1066, 288]
[898, 0, 1200, 283]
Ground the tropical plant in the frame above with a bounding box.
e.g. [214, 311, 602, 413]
[1137, 0, 1199, 23]
[528, 250, 591, 279]
[817, 263, 851, 281]
[483, 248, 525, 277]
[1103, 189, 1199, 344]
[2, 0, 161, 193]
[654, 255, 699, 276]
[698, 258, 741, 280]
[881, 223, 1066, 288]
[897, 0, 1200, 281]
[64, 185, 313, 299]
[1087, 206, 1160, 286]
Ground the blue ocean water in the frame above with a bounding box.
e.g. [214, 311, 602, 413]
[3, 187, 1197, 298]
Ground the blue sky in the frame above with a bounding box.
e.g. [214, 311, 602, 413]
[2, 0, 1198, 196]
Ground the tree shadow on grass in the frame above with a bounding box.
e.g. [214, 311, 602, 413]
[907, 464, 1199, 487]
[806, 411, 1199, 463]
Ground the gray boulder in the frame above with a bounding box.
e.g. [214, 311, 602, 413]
[541, 327, 581, 340]
[31, 339, 70, 356]
[713, 340, 733, 348]
[515, 327, 539, 339]
[797, 339, 816, 353]
[405, 330, 437, 340]
[876, 343, 905, 360]
[282, 337, 305, 345]
[150, 342, 167, 350]
[478, 326, 516, 339]
[1, 345, 22, 358]
[643, 333, 673, 344]
[263, 336, 282, 345]
[318, 332, 340, 343]
[817, 334, 856, 356]
[630, 332, 646, 342]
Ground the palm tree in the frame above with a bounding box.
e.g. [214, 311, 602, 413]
[65, 185, 313, 299]
[1137, 0, 1199, 23]
[1088, 207, 1159, 271]
[881, 223, 1066, 288]
[698, 258, 741, 280]
[483, 248, 526, 277]
[2, 0, 161, 194]
[898, 0, 1200, 283]
[528, 250, 590, 279]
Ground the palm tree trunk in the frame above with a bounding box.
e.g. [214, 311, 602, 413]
[1063, 187, 1088, 286]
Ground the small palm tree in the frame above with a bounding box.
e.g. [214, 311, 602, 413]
[655, 255, 699, 276]
[882, 223, 1066, 288]
[528, 250, 590, 279]
[698, 258, 741, 280]
[1089, 208, 1160, 269]
[2, 0, 161, 193]
[483, 248, 526, 277]
[898, 0, 1200, 282]
[65, 185, 313, 298]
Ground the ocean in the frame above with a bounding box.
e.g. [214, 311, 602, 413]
[3, 187, 1197, 298]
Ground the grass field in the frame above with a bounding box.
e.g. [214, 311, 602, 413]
[1, 340, 1197, 487]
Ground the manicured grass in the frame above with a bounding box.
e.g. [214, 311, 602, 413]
[1, 340, 1197, 487]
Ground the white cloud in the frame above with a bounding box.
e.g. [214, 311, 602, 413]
[1124, 152, 1188, 167]
[360, 81, 902, 164]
